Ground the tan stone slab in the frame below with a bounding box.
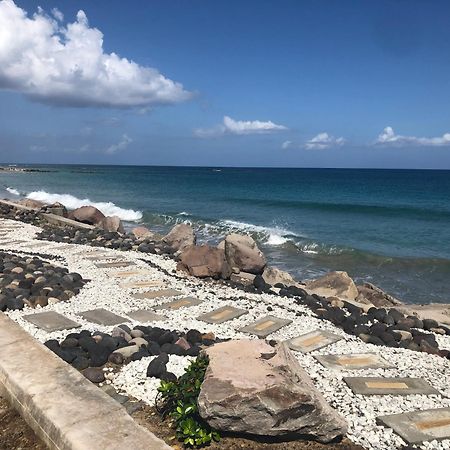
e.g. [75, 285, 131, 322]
[239, 315, 292, 338]
[0, 313, 171, 450]
[132, 289, 183, 300]
[154, 297, 203, 311]
[120, 280, 164, 289]
[23, 311, 81, 332]
[344, 377, 439, 395]
[198, 305, 248, 324]
[287, 330, 343, 353]
[86, 255, 125, 261]
[377, 407, 450, 444]
[127, 310, 166, 322]
[95, 261, 136, 269]
[112, 270, 152, 279]
[315, 353, 394, 370]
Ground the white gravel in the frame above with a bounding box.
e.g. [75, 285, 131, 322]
[1, 217, 450, 450]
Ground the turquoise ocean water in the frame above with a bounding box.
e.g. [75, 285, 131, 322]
[1, 165, 449, 305]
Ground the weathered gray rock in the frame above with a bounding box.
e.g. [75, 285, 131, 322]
[45, 202, 68, 217]
[306, 271, 358, 301]
[224, 233, 266, 275]
[198, 340, 347, 443]
[230, 271, 256, 286]
[99, 216, 124, 234]
[356, 283, 402, 307]
[262, 266, 297, 287]
[178, 245, 231, 279]
[163, 223, 196, 253]
[69, 205, 106, 225]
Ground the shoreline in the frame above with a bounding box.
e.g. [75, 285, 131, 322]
[0, 208, 449, 448]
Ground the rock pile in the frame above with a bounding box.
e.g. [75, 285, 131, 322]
[0, 251, 86, 311]
[273, 286, 450, 359]
[45, 324, 220, 380]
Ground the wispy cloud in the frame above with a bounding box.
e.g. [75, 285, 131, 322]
[194, 116, 287, 137]
[282, 132, 345, 150]
[105, 134, 132, 155]
[375, 127, 450, 147]
[0, 0, 192, 108]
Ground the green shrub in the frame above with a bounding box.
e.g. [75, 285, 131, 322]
[156, 356, 220, 447]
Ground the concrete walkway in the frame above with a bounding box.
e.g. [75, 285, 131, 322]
[0, 313, 171, 450]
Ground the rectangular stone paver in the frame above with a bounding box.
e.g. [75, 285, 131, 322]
[132, 289, 183, 300]
[112, 270, 151, 278]
[154, 297, 203, 311]
[127, 310, 166, 322]
[24, 242, 51, 248]
[344, 377, 439, 395]
[198, 305, 248, 324]
[80, 308, 128, 326]
[287, 330, 343, 353]
[24, 311, 81, 332]
[95, 261, 136, 269]
[239, 315, 292, 338]
[377, 407, 450, 444]
[315, 353, 394, 370]
[85, 254, 121, 261]
[120, 280, 164, 289]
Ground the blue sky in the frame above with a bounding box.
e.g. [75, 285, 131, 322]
[1, 0, 450, 168]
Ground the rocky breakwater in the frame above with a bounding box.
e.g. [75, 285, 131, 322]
[0, 251, 86, 311]
[198, 340, 347, 443]
[45, 324, 220, 383]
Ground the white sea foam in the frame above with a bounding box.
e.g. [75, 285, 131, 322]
[5, 187, 20, 196]
[220, 219, 295, 246]
[26, 191, 143, 221]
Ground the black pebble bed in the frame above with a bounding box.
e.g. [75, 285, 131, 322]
[45, 325, 220, 383]
[0, 251, 86, 311]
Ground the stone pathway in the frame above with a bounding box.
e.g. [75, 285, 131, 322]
[1, 218, 450, 449]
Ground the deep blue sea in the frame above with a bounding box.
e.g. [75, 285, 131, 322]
[1, 165, 449, 305]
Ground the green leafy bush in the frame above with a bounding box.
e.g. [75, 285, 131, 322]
[156, 356, 220, 447]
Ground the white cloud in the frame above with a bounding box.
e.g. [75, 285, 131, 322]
[105, 134, 132, 155]
[281, 140, 292, 149]
[0, 0, 191, 108]
[375, 127, 450, 147]
[304, 132, 345, 150]
[194, 115, 287, 137]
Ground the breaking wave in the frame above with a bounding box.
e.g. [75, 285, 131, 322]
[5, 187, 20, 196]
[26, 191, 143, 221]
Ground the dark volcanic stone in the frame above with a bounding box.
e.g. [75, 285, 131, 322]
[423, 319, 439, 330]
[72, 356, 90, 370]
[160, 372, 177, 382]
[186, 329, 202, 345]
[83, 367, 105, 383]
[146, 353, 169, 378]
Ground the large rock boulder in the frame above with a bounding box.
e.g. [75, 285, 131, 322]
[198, 340, 347, 443]
[262, 266, 298, 287]
[356, 283, 402, 308]
[163, 223, 196, 253]
[224, 233, 266, 275]
[17, 198, 46, 209]
[69, 205, 105, 225]
[45, 202, 68, 217]
[305, 271, 358, 301]
[132, 226, 154, 240]
[99, 216, 124, 234]
[178, 245, 231, 279]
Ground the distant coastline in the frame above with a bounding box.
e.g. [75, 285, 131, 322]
[0, 166, 52, 173]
